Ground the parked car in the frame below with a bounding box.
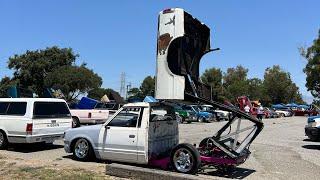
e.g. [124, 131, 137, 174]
[201, 105, 230, 121]
[94, 101, 122, 116]
[275, 109, 291, 117]
[305, 116, 320, 141]
[181, 105, 214, 122]
[264, 107, 279, 118]
[173, 104, 196, 123]
[0, 98, 72, 149]
[293, 107, 318, 116]
[70, 109, 109, 128]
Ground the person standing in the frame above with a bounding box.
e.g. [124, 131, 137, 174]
[244, 105, 250, 114]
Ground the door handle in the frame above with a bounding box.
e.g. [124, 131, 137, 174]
[129, 135, 135, 138]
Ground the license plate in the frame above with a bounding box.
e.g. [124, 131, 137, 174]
[47, 123, 60, 127]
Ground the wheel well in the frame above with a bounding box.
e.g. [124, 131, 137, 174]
[72, 116, 79, 120]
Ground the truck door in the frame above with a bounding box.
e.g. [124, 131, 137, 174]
[102, 107, 141, 163]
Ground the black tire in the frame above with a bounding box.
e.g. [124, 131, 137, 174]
[170, 143, 201, 174]
[198, 117, 205, 123]
[182, 117, 186, 123]
[72, 138, 94, 161]
[0, 131, 8, 150]
[72, 117, 80, 128]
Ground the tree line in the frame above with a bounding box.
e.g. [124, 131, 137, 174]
[0, 29, 319, 105]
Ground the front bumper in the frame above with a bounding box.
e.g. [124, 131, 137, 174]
[305, 127, 320, 140]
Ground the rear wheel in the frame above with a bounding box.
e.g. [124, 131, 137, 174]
[73, 138, 93, 161]
[170, 143, 201, 174]
[0, 131, 8, 150]
[72, 117, 80, 128]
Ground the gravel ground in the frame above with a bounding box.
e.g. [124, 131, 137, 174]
[1, 116, 320, 179]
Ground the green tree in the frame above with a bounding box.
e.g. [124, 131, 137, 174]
[140, 76, 155, 97]
[127, 88, 143, 99]
[8, 46, 77, 96]
[0, 77, 18, 97]
[87, 88, 113, 100]
[201, 68, 224, 101]
[7, 46, 102, 101]
[223, 65, 249, 102]
[44, 65, 102, 101]
[301, 30, 320, 100]
[247, 78, 264, 101]
[263, 65, 303, 105]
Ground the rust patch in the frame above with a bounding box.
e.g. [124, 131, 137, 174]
[158, 33, 173, 55]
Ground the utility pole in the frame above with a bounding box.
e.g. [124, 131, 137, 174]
[126, 82, 132, 100]
[120, 72, 126, 98]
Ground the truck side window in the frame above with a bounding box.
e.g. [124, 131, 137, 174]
[108, 108, 140, 127]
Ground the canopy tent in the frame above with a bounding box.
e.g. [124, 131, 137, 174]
[271, 104, 286, 109]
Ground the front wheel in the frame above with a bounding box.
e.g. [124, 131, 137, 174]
[198, 117, 205, 123]
[73, 138, 94, 161]
[170, 143, 201, 174]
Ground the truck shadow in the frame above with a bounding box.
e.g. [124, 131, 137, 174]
[302, 145, 320, 150]
[203, 167, 256, 179]
[7, 143, 63, 153]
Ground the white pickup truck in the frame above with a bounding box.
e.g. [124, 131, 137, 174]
[64, 102, 199, 173]
[0, 98, 72, 149]
[70, 109, 109, 128]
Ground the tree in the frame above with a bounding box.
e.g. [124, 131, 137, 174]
[263, 65, 303, 105]
[87, 88, 113, 100]
[247, 78, 264, 101]
[127, 88, 143, 99]
[140, 76, 155, 97]
[0, 77, 18, 97]
[44, 65, 102, 102]
[201, 68, 224, 101]
[8, 46, 77, 96]
[7, 46, 102, 101]
[223, 65, 249, 102]
[301, 30, 320, 100]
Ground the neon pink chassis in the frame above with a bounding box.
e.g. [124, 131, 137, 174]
[148, 150, 250, 170]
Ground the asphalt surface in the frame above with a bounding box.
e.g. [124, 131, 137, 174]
[1, 116, 320, 179]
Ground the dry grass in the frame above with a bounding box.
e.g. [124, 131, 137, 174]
[0, 160, 112, 180]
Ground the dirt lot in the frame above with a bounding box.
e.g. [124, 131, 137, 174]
[1, 116, 320, 179]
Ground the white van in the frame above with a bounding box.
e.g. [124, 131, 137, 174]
[0, 98, 72, 149]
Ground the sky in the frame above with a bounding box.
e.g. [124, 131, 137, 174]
[0, 0, 319, 102]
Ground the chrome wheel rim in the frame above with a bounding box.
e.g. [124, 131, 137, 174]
[75, 139, 89, 158]
[173, 148, 194, 173]
[0, 133, 4, 146]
